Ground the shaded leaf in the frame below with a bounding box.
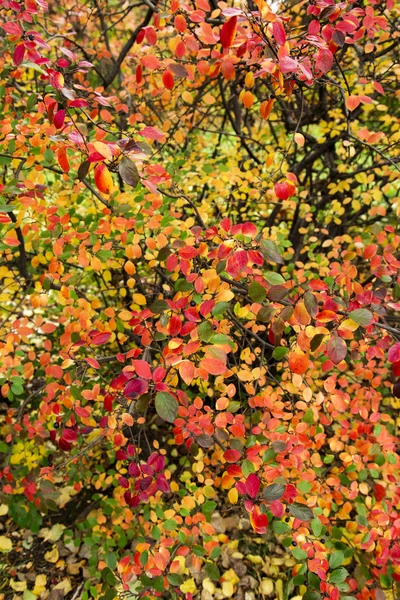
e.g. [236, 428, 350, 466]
[260, 239, 284, 264]
[289, 502, 314, 521]
[349, 308, 373, 327]
[155, 392, 178, 423]
[327, 335, 347, 364]
[119, 156, 139, 188]
[263, 483, 286, 501]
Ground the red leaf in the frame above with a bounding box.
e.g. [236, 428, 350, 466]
[162, 69, 174, 90]
[91, 332, 111, 345]
[327, 335, 347, 364]
[245, 474, 260, 498]
[69, 99, 89, 107]
[2, 22, 23, 36]
[132, 359, 152, 379]
[346, 95, 361, 111]
[53, 109, 66, 129]
[279, 55, 298, 73]
[270, 500, 285, 517]
[272, 21, 286, 46]
[250, 506, 268, 534]
[75, 406, 90, 418]
[388, 343, 400, 363]
[373, 483, 385, 502]
[85, 357, 100, 369]
[220, 16, 237, 49]
[224, 449, 241, 462]
[13, 44, 25, 66]
[62, 428, 78, 442]
[315, 48, 333, 74]
[274, 181, 296, 200]
[124, 378, 148, 397]
[138, 126, 165, 141]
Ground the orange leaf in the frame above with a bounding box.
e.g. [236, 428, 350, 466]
[260, 98, 275, 120]
[346, 95, 361, 111]
[57, 147, 70, 173]
[288, 347, 309, 375]
[199, 357, 226, 375]
[94, 163, 113, 194]
[179, 360, 195, 385]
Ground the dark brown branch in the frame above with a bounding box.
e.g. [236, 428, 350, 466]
[103, 4, 157, 89]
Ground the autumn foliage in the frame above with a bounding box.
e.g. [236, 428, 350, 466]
[0, 0, 399, 599]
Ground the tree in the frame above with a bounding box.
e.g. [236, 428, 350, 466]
[0, 0, 399, 598]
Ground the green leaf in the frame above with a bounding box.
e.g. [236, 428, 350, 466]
[292, 548, 308, 561]
[153, 576, 165, 593]
[329, 551, 344, 570]
[248, 280, 266, 302]
[289, 503, 314, 521]
[163, 519, 177, 531]
[349, 308, 373, 327]
[263, 483, 286, 501]
[149, 299, 169, 314]
[202, 501, 217, 514]
[175, 278, 193, 292]
[212, 302, 229, 316]
[272, 347, 289, 360]
[167, 574, 183, 587]
[155, 392, 178, 423]
[0, 205, 16, 213]
[303, 592, 321, 600]
[241, 459, 255, 477]
[198, 321, 214, 342]
[205, 563, 220, 581]
[26, 93, 38, 112]
[311, 518, 323, 537]
[105, 552, 117, 570]
[265, 271, 285, 285]
[297, 480, 313, 493]
[329, 567, 348, 584]
[192, 545, 207, 556]
[272, 521, 290, 534]
[0, 441, 9, 453]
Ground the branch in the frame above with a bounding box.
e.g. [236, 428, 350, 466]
[103, 3, 158, 89]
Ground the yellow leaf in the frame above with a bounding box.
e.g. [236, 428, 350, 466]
[259, 579, 274, 595]
[222, 581, 234, 597]
[10, 579, 27, 591]
[0, 535, 12, 552]
[228, 488, 238, 504]
[44, 545, 59, 563]
[180, 578, 197, 594]
[33, 574, 47, 595]
[53, 578, 73, 594]
[118, 310, 132, 321]
[132, 293, 146, 305]
[93, 141, 113, 160]
[203, 578, 215, 594]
